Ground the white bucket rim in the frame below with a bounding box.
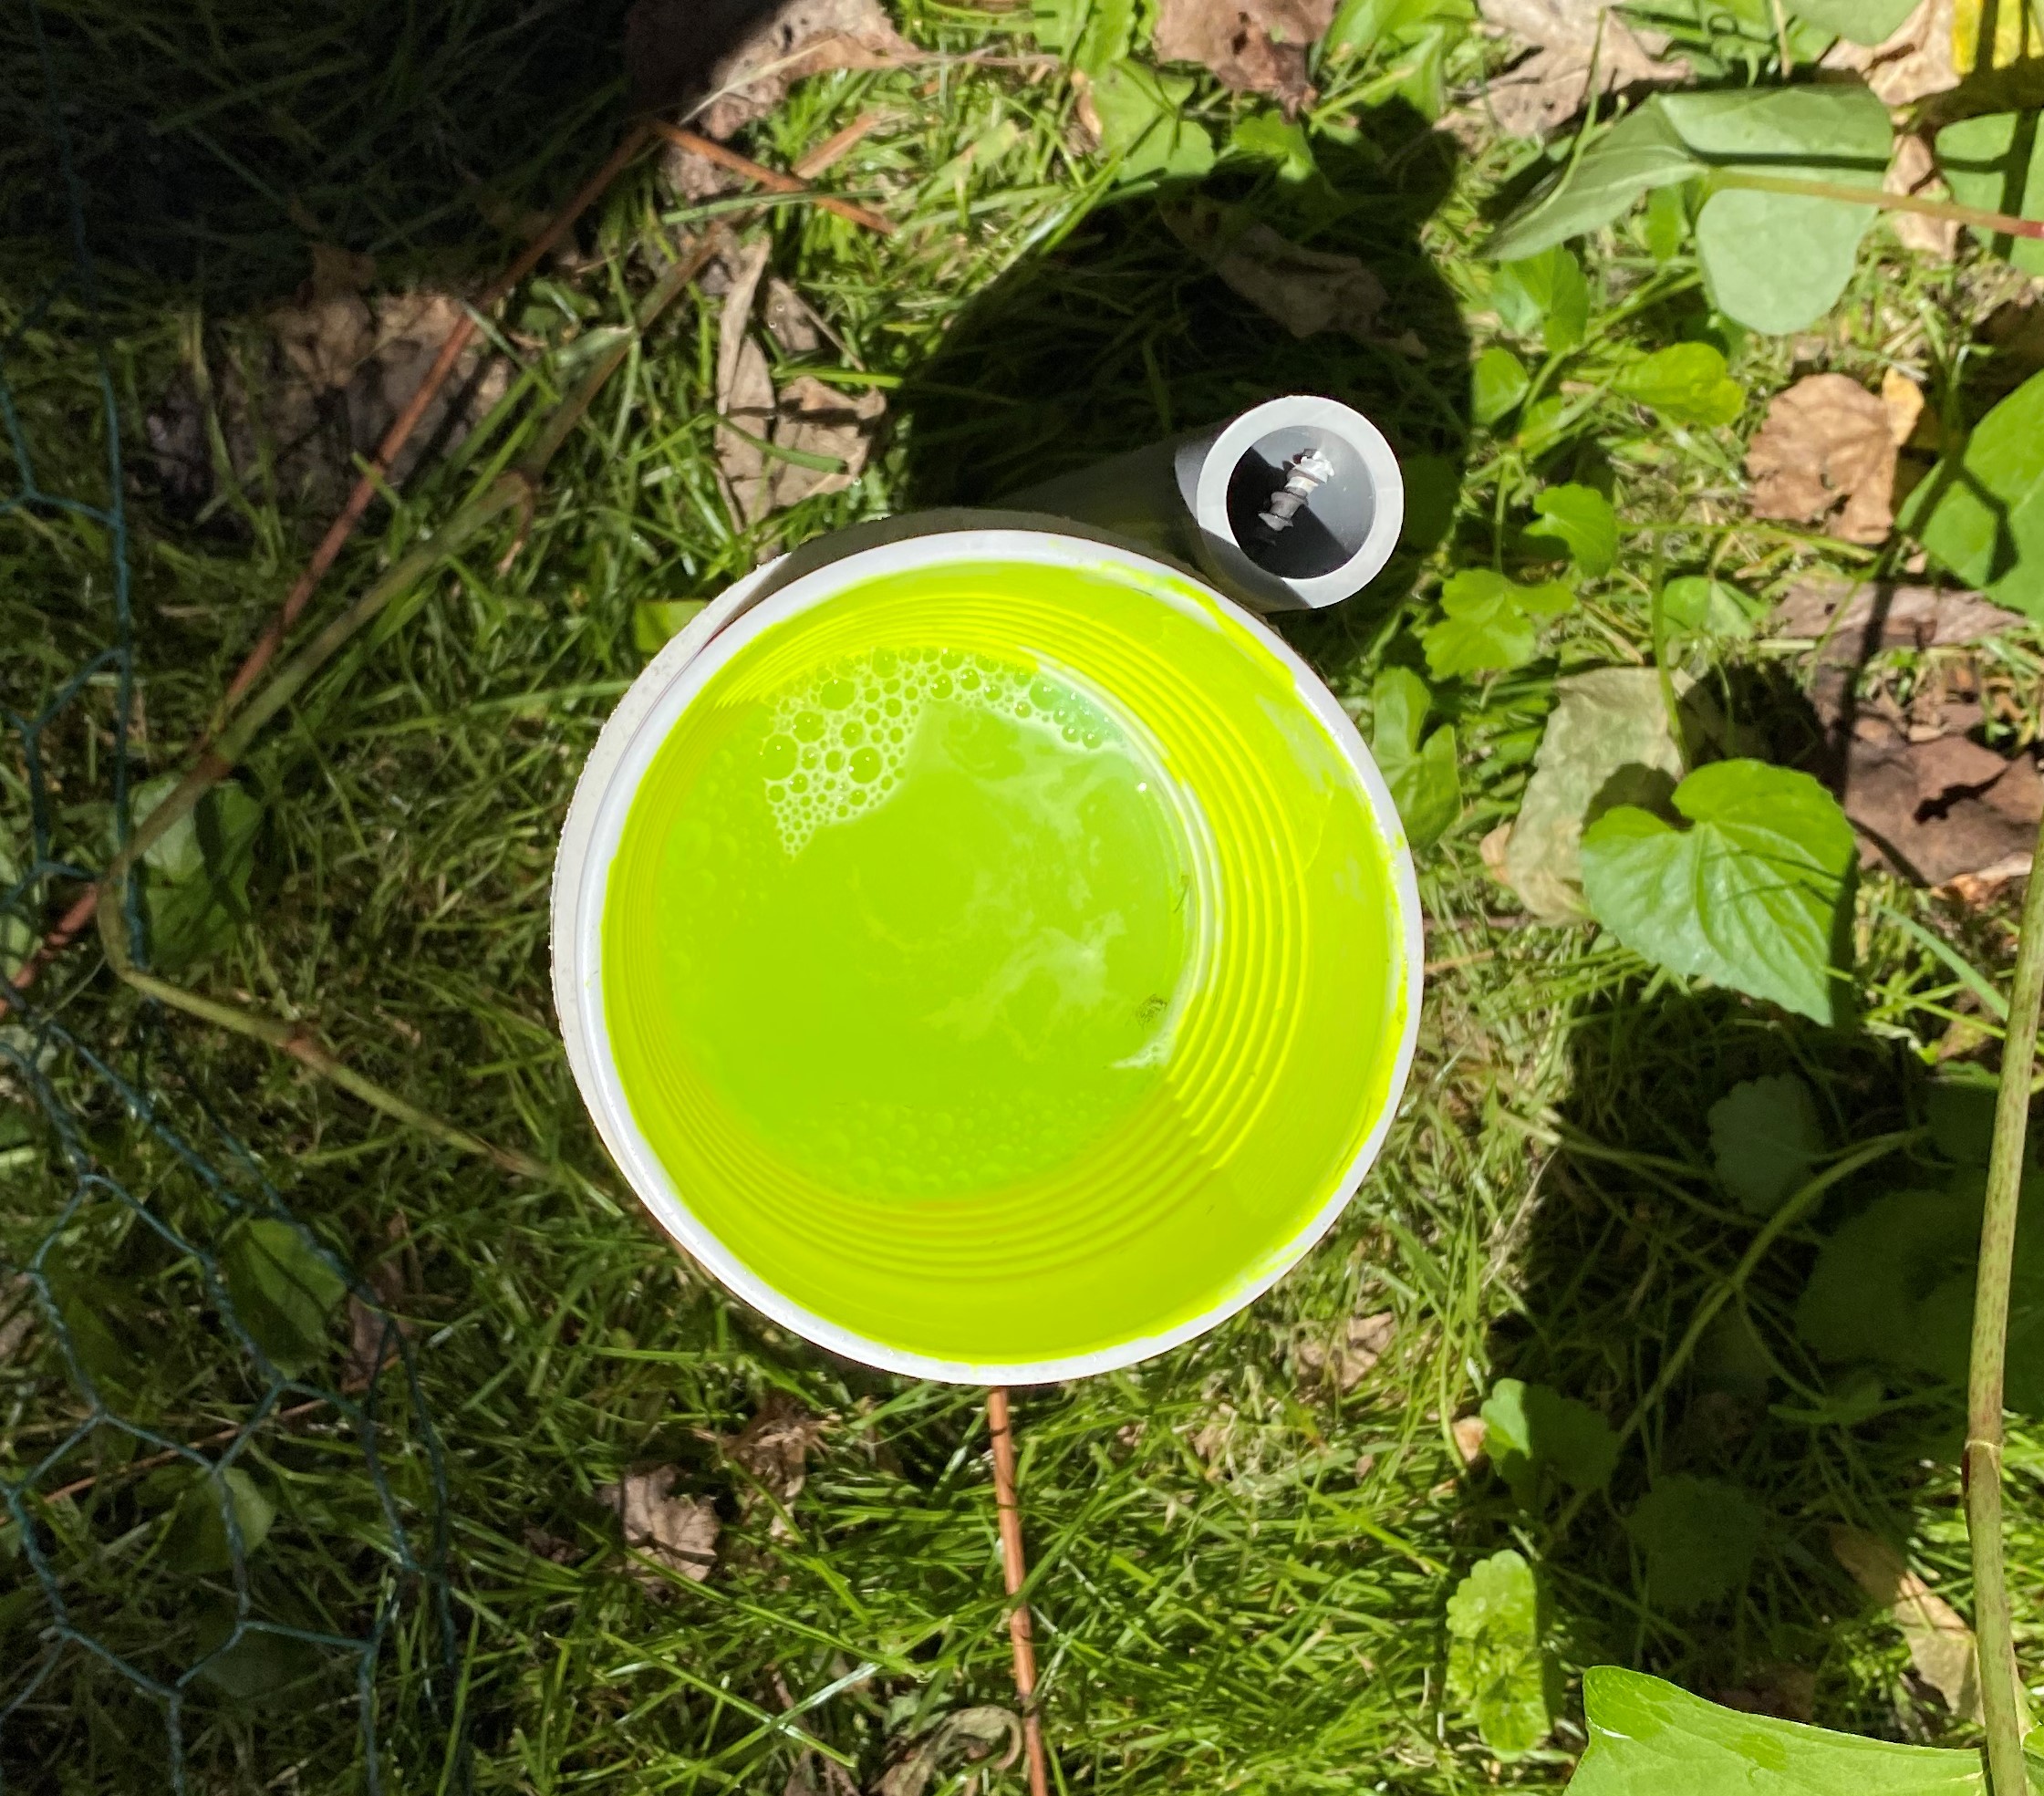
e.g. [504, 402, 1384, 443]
[550, 525, 1425, 1386]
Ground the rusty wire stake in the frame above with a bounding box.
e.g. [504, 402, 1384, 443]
[985, 1386, 1052, 1796]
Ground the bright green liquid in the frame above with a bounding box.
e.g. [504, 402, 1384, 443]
[660, 649, 1204, 1199]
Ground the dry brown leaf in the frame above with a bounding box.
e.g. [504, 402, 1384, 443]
[771, 378, 886, 512]
[1713, 1666, 1817, 1724]
[1164, 204, 1387, 340]
[1881, 368, 1927, 445]
[877, 1708, 1023, 1796]
[628, 0, 915, 138]
[523, 1523, 578, 1563]
[764, 277, 825, 355]
[1820, 0, 1958, 106]
[1298, 1311, 1396, 1391]
[343, 1294, 404, 1388]
[1478, 0, 1687, 139]
[1835, 724, 2040, 888]
[730, 1396, 829, 1509]
[0, 1274, 33, 1367]
[1885, 136, 1960, 258]
[659, 136, 748, 202]
[714, 239, 778, 526]
[1451, 1413, 1489, 1465]
[1832, 1527, 1981, 1718]
[1153, 0, 1336, 115]
[597, 1467, 721, 1584]
[1771, 574, 2026, 660]
[1747, 375, 1898, 545]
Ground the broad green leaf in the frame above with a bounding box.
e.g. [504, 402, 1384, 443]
[1371, 669, 1461, 851]
[1786, 0, 1918, 41]
[1797, 1169, 2044, 1409]
[1903, 369, 2044, 618]
[1926, 1074, 1998, 1167]
[219, 1217, 348, 1377]
[1092, 61, 1214, 181]
[162, 1466, 275, 1576]
[1613, 343, 1744, 427]
[1327, 0, 1475, 56]
[1526, 483, 1617, 576]
[1625, 1475, 1764, 1613]
[1494, 246, 1589, 353]
[1709, 1074, 1823, 1216]
[1644, 182, 1689, 261]
[1936, 112, 2044, 279]
[634, 598, 708, 655]
[1659, 86, 1892, 334]
[192, 1615, 328, 1701]
[1230, 112, 1316, 182]
[1446, 1551, 1550, 1759]
[1480, 1378, 1618, 1507]
[1422, 569, 1574, 680]
[1567, 1665, 1985, 1794]
[1660, 576, 1757, 640]
[1471, 346, 1530, 426]
[1399, 453, 1459, 549]
[1488, 104, 1701, 262]
[132, 773, 264, 972]
[1579, 760, 1855, 1023]
[1495, 668, 1689, 922]
[1032, 0, 1135, 77]
[44, 1266, 138, 1396]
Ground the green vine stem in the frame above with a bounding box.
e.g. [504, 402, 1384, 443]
[90, 234, 720, 1179]
[1967, 811, 2044, 1796]
[1711, 170, 2044, 243]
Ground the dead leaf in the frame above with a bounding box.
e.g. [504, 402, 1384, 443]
[1820, 0, 1958, 106]
[1452, 1413, 1489, 1465]
[1881, 368, 1926, 446]
[628, 0, 915, 138]
[1164, 202, 1387, 340]
[1714, 1666, 1817, 1724]
[1298, 1311, 1396, 1391]
[714, 239, 778, 526]
[1770, 575, 2026, 662]
[1747, 375, 1898, 545]
[1153, 0, 1336, 115]
[523, 1523, 578, 1562]
[877, 1708, 1023, 1796]
[1832, 1527, 1981, 1719]
[306, 243, 376, 301]
[343, 1294, 405, 1389]
[1885, 136, 1960, 258]
[1833, 723, 2040, 888]
[1477, 0, 1688, 140]
[659, 135, 748, 202]
[770, 377, 887, 511]
[597, 1467, 721, 1584]
[729, 1396, 829, 1509]
[764, 277, 825, 354]
[0, 1274, 33, 1366]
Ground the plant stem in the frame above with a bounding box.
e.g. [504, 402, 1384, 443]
[1712, 170, 2044, 241]
[1966, 811, 2044, 1796]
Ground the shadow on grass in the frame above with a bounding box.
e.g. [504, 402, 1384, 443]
[894, 98, 1472, 689]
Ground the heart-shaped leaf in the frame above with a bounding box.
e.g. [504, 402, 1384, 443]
[1709, 1074, 1824, 1215]
[1902, 369, 2044, 618]
[1472, 347, 1530, 426]
[1936, 113, 2044, 276]
[219, 1218, 348, 1377]
[1447, 1550, 1550, 1759]
[1614, 344, 1745, 427]
[1566, 1666, 1983, 1793]
[1580, 760, 1855, 1023]
[162, 1466, 275, 1576]
[1488, 104, 1701, 262]
[1422, 570, 1574, 680]
[1527, 483, 1617, 576]
[1494, 246, 1589, 353]
[1481, 1378, 1619, 1507]
[1370, 669, 1461, 851]
[1660, 576, 1759, 640]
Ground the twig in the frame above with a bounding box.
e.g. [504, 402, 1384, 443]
[986, 1388, 1052, 1796]
[1712, 170, 2044, 241]
[44, 1396, 332, 1505]
[649, 119, 895, 234]
[1966, 810, 2044, 1796]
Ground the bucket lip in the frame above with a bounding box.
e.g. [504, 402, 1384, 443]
[551, 524, 1425, 1386]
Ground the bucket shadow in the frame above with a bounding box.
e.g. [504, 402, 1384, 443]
[893, 99, 1472, 683]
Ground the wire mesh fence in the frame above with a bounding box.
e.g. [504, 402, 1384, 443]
[1, 13, 462, 1791]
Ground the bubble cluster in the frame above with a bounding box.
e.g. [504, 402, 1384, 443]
[761, 646, 1113, 853]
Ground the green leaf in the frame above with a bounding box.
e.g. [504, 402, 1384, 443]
[1471, 346, 1530, 426]
[1644, 182, 1689, 261]
[1327, 0, 1475, 55]
[1091, 60, 1215, 181]
[1937, 113, 2044, 277]
[1625, 1475, 1764, 1613]
[1494, 246, 1589, 353]
[1488, 104, 1702, 262]
[1526, 483, 1617, 576]
[1787, 0, 1923, 42]
[1480, 1378, 1619, 1507]
[1659, 85, 1892, 334]
[634, 598, 708, 656]
[1926, 1074, 1999, 1167]
[1399, 453, 1460, 549]
[1614, 343, 1746, 427]
[162, 1466, 275, 1576]
[219, 1218, 348, 1377]
[1446, 1550, 1550, 1759]
[1371, 669, 1461, 852]
[132, 773, 264, 973]
[1903, 369, 2044, 618]
[1579, 760, 1856, 1023]
[1230, 111, 1316, 182]
[1709, 1074, 1824, 1216]
[1493, 668, 1690, 923]
[1032, 0, 1135, 77]
[192, 1616, 328, 1702]
[1567, 1665, 1985, 1794]
[1422, 570, 1575, 680]
[1660, 576, 1758, 640]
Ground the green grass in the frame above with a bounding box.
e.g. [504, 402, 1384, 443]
[5, 1, 2044, 1791]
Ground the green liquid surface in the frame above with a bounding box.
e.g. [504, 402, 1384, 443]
[601, 558, 1410, 1369]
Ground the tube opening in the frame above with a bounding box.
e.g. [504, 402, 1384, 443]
[1223, 425, 1376, 581]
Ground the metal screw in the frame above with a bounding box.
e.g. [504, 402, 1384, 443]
[1257, 448, 1333, 535]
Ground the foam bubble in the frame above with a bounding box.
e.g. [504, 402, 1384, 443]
[760, 647, 1116, 854]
